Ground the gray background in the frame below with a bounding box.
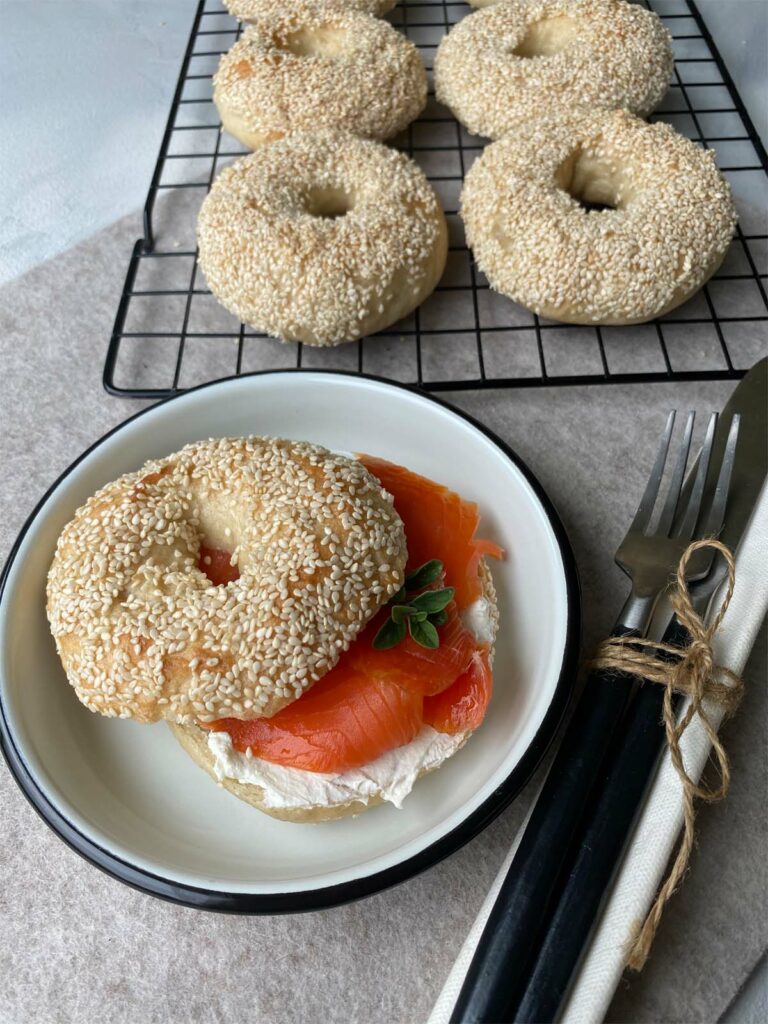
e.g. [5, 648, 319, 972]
[0, 2, 766, 1022]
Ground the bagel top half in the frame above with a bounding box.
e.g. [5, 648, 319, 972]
[46, 437, 407, 724]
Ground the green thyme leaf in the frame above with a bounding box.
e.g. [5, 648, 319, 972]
[408, 618, 439, 649]
[410, 586, 455, 615]
[371, 558, 449, 651]
[405, 559, 443, 591]
[373, 617, 407, 650]
[391, 604, 415, 626]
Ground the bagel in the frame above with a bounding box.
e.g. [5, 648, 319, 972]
[213, 5, 426, 148]
[434, 0, 673, 139]
[223, 0, 397, 20]
[170, 565, 498, 822]
[46, 438, 407, 723]
[460, 109, 737, 325]
[196, 131, 448, 346]
[49, 444, 502, 823]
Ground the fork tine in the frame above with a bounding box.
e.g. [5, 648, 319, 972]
[702, 414, 741, 537]
[629, 411, 676, 535]
[656, 411, 695, 535]
[675, 412, 718, 540]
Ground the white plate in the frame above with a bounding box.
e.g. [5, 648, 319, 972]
[0, 372, 579, 911]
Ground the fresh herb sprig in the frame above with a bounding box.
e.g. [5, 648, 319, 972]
[373, 560, 454, 651]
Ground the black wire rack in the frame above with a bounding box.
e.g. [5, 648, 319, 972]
[105, 0, 768, 398]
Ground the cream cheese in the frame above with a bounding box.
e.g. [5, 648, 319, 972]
[207, 727, 466, 810]
[462, 597, 495, 645]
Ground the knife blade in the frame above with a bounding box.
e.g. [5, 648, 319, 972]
[643, 356, 768, 639]
[513, 359, 768, 1024]
[683, 356, 767, 554]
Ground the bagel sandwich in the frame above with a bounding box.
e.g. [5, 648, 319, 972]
[47, 438, 502, 822]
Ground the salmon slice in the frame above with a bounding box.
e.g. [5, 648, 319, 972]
[199, 545, 240, 585]
[348, 600, 477, 697]
[203, 457, 499, 774]
[358, 455, 502, 608]
[207, 663, 423, 774]
[423, 651, 493, 735]
[203, 601, 477, 771]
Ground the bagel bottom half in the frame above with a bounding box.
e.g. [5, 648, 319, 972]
[169, 562, 498, 823]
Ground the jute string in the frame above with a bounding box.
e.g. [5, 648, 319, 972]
[591, 539, 744, 972]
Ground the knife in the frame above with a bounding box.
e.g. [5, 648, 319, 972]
[514, 358, 768, 1023]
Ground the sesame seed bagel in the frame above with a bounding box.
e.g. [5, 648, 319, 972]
[460, 109, 737, 325]
[197, 131, 448, 346]
[434, 0, 673, 140]
[46, 438, 407, 724]
[213, 6, 426, 148]
[169, 563, 498, 822]
[224, 0, 397, 21]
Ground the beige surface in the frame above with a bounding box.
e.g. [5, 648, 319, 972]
[0, 204, 766, 1023]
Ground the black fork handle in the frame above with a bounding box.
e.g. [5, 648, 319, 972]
[512, 619, 688, 1024]
[449, 625, 639, 1024]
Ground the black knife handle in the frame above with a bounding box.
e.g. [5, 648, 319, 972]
[449, 626, 639, 1024]
[512, 620, 688, 1024]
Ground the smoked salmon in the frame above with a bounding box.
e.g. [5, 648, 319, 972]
[199, 545, 240, 586]
[347, 599, 478, 697]
[358, 455, 503, 608]
[423, 651, 493, 735]
[202, 457, 502, 773]
[214, 664, 424, 774]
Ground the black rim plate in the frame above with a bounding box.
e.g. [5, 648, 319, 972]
[0, 370, 581, 913]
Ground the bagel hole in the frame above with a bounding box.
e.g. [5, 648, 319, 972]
[305, 185, 351, 220]
[556, 147, 623, 213]
[198, 544, 240, 586]
[274, 25, 348, 58]
[512, 16, 577, 58]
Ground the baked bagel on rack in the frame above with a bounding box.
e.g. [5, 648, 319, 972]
[197, 131, 447, 346]
[460, 109, 737, 324]
[223, 0, 398, 20]
[434, 0, 673, 139]
[214, 4, 426, 147]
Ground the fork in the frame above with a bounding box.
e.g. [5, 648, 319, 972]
[615, 409, 737, 633]
[450, 411, 740, 1024]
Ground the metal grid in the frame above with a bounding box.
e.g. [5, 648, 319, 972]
[105, 0, 768, 398]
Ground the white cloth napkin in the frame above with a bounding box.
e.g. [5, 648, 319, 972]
[428, 482, 768, 1024]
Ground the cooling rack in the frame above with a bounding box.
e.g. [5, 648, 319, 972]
[105, 0, 768, 398]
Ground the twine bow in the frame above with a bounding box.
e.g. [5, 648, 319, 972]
[592, 539, 744, 971]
